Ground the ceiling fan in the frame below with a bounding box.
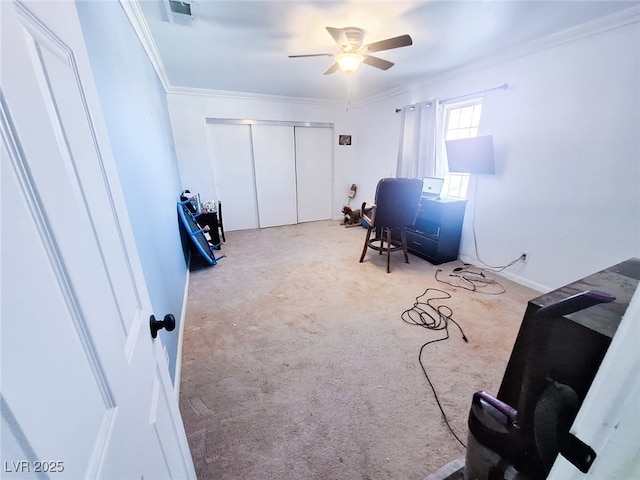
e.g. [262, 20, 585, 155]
[289, 26, 413, 75]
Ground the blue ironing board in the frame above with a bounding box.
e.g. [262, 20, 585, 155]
[177, 201, 224, 265]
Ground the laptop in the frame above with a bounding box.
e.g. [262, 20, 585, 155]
[421, 177, 445, 199]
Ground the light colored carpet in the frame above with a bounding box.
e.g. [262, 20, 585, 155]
[179, 220, 537, 480]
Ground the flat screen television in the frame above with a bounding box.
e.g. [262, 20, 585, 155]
[445, 135, 495, 174]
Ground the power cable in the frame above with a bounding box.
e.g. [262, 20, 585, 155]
[471, 176, 526, 271]
[435, 266, 506, 295]
[401, 288, 468, 448]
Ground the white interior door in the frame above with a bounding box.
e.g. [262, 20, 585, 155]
[252, 125, 298, 228]
[295, 126, 333, 222]
[0, 2, 194, 478]
[207, 122, 259, 231]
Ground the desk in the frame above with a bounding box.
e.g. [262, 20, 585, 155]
[197, 212, 221, 248]
[404, 196, 467, 264]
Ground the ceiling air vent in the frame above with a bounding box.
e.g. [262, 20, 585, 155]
[169, 1, 191, 16]
[164, 1, 196, 27]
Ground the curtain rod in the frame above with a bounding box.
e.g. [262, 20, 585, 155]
[395, 83, 509, 113]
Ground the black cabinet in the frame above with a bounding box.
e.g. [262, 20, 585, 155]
[196, 212, 221, 248]
[404, 196, 467, 265]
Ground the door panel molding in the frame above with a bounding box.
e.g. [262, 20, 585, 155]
[1, 93, 117, 411]
[0, 395, 39, 471]
[150, 366, 192, 477]
[15, 0, 144, 351]
[1, 94, 118, 477]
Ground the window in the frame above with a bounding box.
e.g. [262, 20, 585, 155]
[441, 100, 483, 198]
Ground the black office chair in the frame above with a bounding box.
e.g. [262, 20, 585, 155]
[359, 178, 423, 273]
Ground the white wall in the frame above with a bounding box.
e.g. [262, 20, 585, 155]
[351, 19, 640, 292]
[76, 1, 188, 384]
[166, 16, 639, 293]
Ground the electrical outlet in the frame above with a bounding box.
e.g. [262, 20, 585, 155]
[521, 252, 528, 262]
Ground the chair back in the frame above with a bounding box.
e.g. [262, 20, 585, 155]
[372, 178, 423, 228]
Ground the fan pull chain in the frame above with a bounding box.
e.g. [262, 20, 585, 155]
[346, 73, 352, 112]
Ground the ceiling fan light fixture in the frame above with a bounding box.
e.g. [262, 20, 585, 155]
[336, 52, 364, 73]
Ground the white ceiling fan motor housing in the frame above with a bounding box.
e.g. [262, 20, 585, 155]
[341, 27, 365, 51]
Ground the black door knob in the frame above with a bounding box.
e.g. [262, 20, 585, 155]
[150, 314, 176, 339]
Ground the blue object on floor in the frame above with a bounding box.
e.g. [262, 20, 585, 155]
[177, 201, 224, 266]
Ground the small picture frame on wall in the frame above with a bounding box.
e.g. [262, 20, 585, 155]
[339, 135, 352, 146]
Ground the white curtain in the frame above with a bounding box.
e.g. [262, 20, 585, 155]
[396, 100, 445, 178]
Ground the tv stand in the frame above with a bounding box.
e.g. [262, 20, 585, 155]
[404, 196, 467, 265]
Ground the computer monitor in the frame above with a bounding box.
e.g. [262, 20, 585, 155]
[422, 177, 444, 197]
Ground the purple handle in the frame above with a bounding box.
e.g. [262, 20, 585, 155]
[473, 391, 518, 426]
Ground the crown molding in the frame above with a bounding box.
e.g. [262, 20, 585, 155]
[355, 4, 640, 108]
[118, 1, 344, 107]
[165, 85, 349, 108]
[119, 0, 171, 91]
[528, 4, 640, 53]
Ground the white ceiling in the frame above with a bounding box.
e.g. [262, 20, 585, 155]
[136, 0, 638, 103]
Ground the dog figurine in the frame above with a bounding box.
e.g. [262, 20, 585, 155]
[341, 205, 362, 227]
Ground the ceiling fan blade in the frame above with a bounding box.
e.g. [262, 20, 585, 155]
[326, 26, 346, 46]
[324, 63, 340, 75]
[363, 55, 394, 71]
[288, 53, 334, 58]
[363, 34, 412, 53]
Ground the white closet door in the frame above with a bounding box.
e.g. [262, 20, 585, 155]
[207, 123, 259, 231]
[295, 127, 333, 222]
[252, 125, 298, 228]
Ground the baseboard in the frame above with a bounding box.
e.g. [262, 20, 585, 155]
[458, 254, 549, 293]
[173, 254, 191, 401]
[494, 269, 548, 293]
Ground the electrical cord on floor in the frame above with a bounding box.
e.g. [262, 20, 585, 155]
[471, 176, 526, 272]
[435, 266, 506, 295]
[401, 288, 468, 448]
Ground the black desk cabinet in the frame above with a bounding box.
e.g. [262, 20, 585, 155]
[405, 197, 467, 265]
[197, 212, 221, 247]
